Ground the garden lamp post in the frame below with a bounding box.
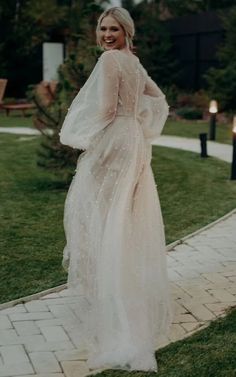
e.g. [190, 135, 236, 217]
[209, 100, 218, 141]
[231, 116, 236, 180]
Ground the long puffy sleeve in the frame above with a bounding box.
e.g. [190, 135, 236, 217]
[60, 51, 120, 150]
[138, 67, 169, 142]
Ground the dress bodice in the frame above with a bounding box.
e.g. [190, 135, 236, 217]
[60, 48, 168, 150]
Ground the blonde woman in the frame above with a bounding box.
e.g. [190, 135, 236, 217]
[60, 6, 173, 372]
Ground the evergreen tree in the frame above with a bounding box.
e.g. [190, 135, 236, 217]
[33, 1, 104, 182]
[205, 7, 236, 110]
[130, 1, 179, 88]
[148, 0, 236, 18]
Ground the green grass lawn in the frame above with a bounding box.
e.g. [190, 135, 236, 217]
[0, 134, 67, 303]
[0, 112, 34, 127]
[0, 133, 236, 303]
[163, 118, 233, 145]
[92, 306, 236, 377]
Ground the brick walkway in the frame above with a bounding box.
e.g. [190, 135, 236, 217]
[0, 210, 236, 377]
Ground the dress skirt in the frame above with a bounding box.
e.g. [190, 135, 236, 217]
[62, 115, 173, 371]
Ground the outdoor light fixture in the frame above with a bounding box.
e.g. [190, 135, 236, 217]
[199, 133, 208, 158]
[209, 100, 218, 141]
[231, 116, 236, 180]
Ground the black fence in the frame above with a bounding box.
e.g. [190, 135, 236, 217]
[166, 10, 225, 90]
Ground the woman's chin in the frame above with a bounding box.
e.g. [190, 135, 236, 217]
[102, 44, 117, 50]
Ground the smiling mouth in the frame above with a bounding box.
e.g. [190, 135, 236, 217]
[104, 40, 115, 44]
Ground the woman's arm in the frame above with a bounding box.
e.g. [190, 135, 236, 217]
[98, 50, 120, 123]
[60, 50, 120, 150]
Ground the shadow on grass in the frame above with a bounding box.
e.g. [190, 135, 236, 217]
[16, 177, 69, 192]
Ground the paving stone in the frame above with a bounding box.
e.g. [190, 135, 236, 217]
[13, 320, 41, 336]
[40, 326, 70, 343]
[156, 335, 170, 349]
[167, 254, 180, 267]
[29, 352, 62, 373]
[25, 301, 49, 313]
[208, 289, 236, 302]
[61, 361, 104, 377]
[170, 283, 191, 296]
[167, 269, 183, 281]
[173, 301, 189, 315]
[42, 298, 80, 306]
[205, 302, 233, 315]
[36, 318, 63, 329]
[180, 302, 216, 321]
[41, 293, 61, 299]
[47, 305, 78, 321]
[176, 276, 212, 287]
[173, 267, 201, 279]
[0, 329, 19, 345]
[0, 315, 12, 330]
[0, 363, 34, 377]
[58, 289, 78, 298]
[200, 273, 232, 287]
[66, 329, 87, 351]
[172, 243, 196, 253]
[0, 345, 34, 377]
[9, 312, 53, 322]
[55, 350, 87, 362]
[190, 262, 226, 274]
[19, 335, 46, 346]
[180, 287, 217, 303]
[227, 276, 236, 283]
[168, 324, 186, 342]
[0, 344, 30, 365]
[0, 305, 27, 315]
[226, 287, 236, 295]
[181, 322, 203, 333]
[25, 339, 75, 353]
[221, 270, 236, 277]
[0, 329, 46, 346]
[61, 361, 89, 377]
[173, 313, 197, 324]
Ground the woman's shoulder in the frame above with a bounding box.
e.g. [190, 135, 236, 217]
[100, 49, 139, 61]
[99, 49, 124, 65]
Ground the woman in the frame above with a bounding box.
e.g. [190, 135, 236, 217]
[60, 6, 173, 372]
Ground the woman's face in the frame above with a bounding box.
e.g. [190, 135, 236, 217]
[98, 15, 126, 51]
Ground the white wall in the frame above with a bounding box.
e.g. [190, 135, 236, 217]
[43, 43, 64, 82]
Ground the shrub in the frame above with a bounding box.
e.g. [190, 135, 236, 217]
[176, 107, 203, 120]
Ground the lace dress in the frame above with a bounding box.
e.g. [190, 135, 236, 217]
[60, 49, 173, 372]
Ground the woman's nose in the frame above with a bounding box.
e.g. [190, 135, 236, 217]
[105, 29, 112, 37]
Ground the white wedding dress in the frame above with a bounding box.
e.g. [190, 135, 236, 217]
[60, 49, 173, 372]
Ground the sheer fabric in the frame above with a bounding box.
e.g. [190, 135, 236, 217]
[60, 49, 173, 372]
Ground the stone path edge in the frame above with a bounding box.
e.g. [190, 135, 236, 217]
[1, 207, 235, 311]
[166, 207, 236, 251]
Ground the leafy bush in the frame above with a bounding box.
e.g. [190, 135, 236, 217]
[176, 107, 203, 120]
[177, 90, 210, 110]
[162, 85, 179, 108]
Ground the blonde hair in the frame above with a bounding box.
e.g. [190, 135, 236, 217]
[96, 7, 135, 50]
